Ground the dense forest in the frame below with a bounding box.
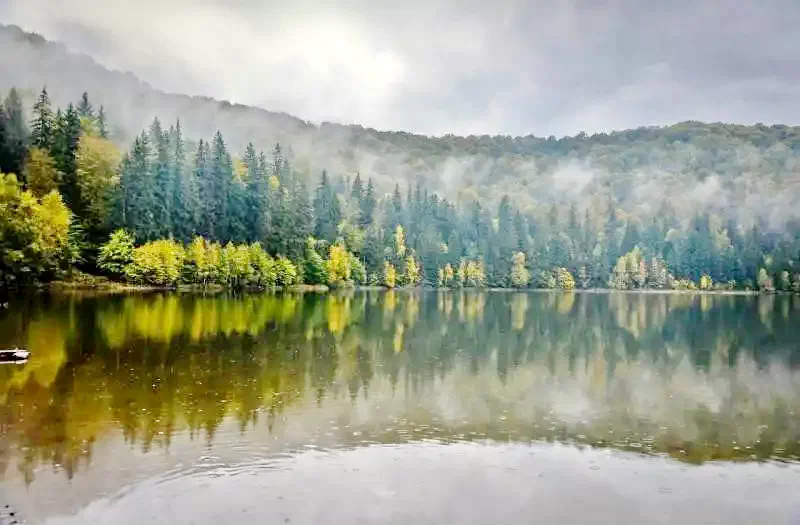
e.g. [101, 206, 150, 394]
[1, 86, 800, 291]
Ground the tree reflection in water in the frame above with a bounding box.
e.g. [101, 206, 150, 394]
[0, 290, 798, 483]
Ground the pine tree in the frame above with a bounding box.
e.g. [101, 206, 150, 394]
[313, 170, 342, 242]
[0, 88, 29, 178]
[97, 106, 108, 139]
[207, 130, 232, 240]
[77, 92, 94, 118]
[194, 139, 212, 238]
[170, 121, 197, 241]
[52, 103, 82, 212]
[360, 178, 377, 227]
[245, 143, 269, 242]
[116, 133, 155, 238]
[149, 118, 172, 238]
[351, 172, 364, 202]
[291, 178, 314, 261]
[31, 87, 53, 150]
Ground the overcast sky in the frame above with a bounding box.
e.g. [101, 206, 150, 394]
[2, 0, 799, 136]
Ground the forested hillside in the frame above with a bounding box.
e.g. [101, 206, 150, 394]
[1, 24, 800, 291]
[2, 23, 800, 222]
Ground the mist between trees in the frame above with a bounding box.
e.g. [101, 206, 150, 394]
[2, 88, 800, 291]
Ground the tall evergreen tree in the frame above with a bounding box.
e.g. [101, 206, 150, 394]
[31, 87, 53, 150]
[313, 170, 342, 242]
[360, 178, 377, 227]
[116, 133, 154, 238]
[245, 143, 270, 243]
[149, 118, 172, 238]
[77, 92, 94, 119]
[52, 103, 82, 212]
[170, 121, 197, 241]
[97, 106, 108, 139]
[0, 88, 28, 178]
[208, 130, 232, 240]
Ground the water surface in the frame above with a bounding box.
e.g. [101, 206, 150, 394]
[1, 291, 798, 524]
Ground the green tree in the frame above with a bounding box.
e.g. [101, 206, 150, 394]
[77, 92, 94, 119]
[97, 229, 135, 276]
[30, 87, 53, 150]
[51, 103, 83, 213]
[97, 106, 108, 139]
[303, 238, 328, 285]
[0, 88, 28, 177]
[313, 170, 342, 242]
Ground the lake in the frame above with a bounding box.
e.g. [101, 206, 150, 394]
[0, 290, 798, 524]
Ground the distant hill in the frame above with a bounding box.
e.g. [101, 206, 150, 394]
[2, 23, 800, 227]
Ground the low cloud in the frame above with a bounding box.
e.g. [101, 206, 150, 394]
[4, 0, 800, 136]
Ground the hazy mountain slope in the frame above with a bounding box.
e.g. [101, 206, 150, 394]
[2, 23, 800, 228]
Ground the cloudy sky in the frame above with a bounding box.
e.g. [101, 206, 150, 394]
[1, 0, 799, 136]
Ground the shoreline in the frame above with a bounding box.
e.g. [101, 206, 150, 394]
[18, 279, 792, 297]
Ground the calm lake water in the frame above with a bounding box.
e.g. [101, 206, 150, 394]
[0, 290, 798, 524]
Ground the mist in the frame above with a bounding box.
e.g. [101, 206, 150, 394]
[4, 0, 800, 137]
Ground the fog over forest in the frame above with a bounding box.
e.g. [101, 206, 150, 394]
[1, 14, 799, 292]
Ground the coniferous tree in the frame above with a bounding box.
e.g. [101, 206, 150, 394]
[0, 88, 28, 178]
[244, 143, 269, 242]
[77, 92, 94, 119]
[170, 121, 196, 241]
[52, 103, 82, 212]
[96, 106, 108, 139]
[194, 139, 212, 238]
[149, 118, 172, 238]
[360, 178, 377, 227]
[290, 178, 314, 261]
[313, 170, 342, 242]
[116, 133, 154, 238]
[31, 87, 54, 150]
[207, 130, 232, 240]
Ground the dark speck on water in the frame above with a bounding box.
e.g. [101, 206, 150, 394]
[0, 290, 798, 524]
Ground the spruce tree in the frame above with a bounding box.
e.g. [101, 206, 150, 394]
[313, 170, 342, 242]
[245, 143, 269, 242]
[360, 178, 377, 228]
[77, 92, 94, 118]
[208, 131, 232, 240]
[0, 88, 29, 178]
[97, 106, 108, 139]
[52, 104, 82, 212]
[31, 87, 53, 150]
[148, 118, 172, 238]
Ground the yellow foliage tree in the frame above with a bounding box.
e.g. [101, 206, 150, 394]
[383, 261, 397, 288]
[24, 147, 60, 197]
[557, 267, 576, 290]
[404, 255, 421, 286]
[394, 225, 406, 258]
[509, 251, 530, 288]
[326, 243, 352, 285]
[76, 135, 122, 232]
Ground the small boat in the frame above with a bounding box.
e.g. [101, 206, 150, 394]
[0, 348, 30, 363]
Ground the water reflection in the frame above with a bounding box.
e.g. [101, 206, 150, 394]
[0, 291, 798, 485]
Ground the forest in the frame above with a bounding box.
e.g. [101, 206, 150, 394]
[1, 86, 800, 291]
